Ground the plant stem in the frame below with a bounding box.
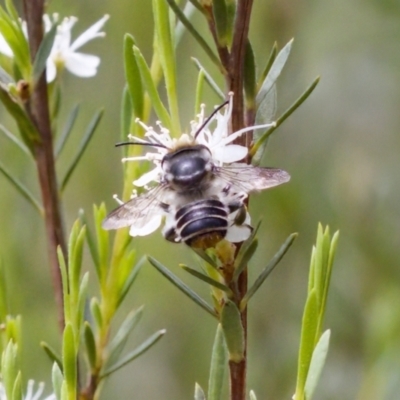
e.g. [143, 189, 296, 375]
[23, 0, 67, 329]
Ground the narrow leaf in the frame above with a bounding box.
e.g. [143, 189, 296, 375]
[83, 322, 97, 371]
[192, 58, 225, 100]
[93, 203, 109, 284]
[133, 46, 172, 130]
[32, 22, 58, 84]
[55, 104, 80, 157]
[244, 40, 256, 108]
[61, 109, 103, 191]
[0, 124, 30, 156]
[41, 341, 63, 371]
[0, 160, 43, 214]
[148, 256, 218, 318]
[117, 257, 145, 308]
[2, 341, 18, 399]
[175, 2, 197, 46]
[208, 324, 227, 400]
[78, 208, 99, 271]
[257, 42, 277, 90]
[256, 39, 293, 106]
[192, 248, 219, 270]
[124, 34, 144, 118]
[187, 0, 205, 14]
[220, 301, 244, 362]
[241, 233, 297, 309]
[11, 371, 22, 400]
[233, 238, 258, 281]
[166, 0, 223, 71]
[106, 307, 144, 368]
[153, 0, 180, 134]
[101, 329, 166, 378]
[250, 77, 320, 160]
[295, 289, 319, 398]
[62, 324, 76, 400]
[120, 85, 132, 143]
[90, 297, 103, 332]
[181, 265, 232, 294]
[304, 330, 331, 400]
[195, 383, 206, 400]
[212, 0, 228, 46]
[0, 87, 39, 149]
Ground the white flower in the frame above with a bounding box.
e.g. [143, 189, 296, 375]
[0, 14, 109, 82]
[123, 92, 275, 188]
[110, 93, 276, 244]
[0, 380, 56, 400]
[44, 14, 109, 82]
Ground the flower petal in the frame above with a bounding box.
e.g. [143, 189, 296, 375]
[64, 52, 100, 77]
[133, 167, 160, 187]
[129, 214, 162, 237]
[225, 224, 252, 242]
[213, 144, 247, 163]
[70, 15, 109, 51]
[46, 59, 57, 82]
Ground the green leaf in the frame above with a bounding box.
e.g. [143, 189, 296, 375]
[120, 85, 132, 143]
[76, 272, 89, 340]
[212, 0, 228, 46]
[52, 362, 64, 400]
[32, 22, 58, 84]
[55, 104, 80, 157]
[101, 329, 166, 378]
[241, 233, 297, 310]
[90, 297, 103, 333]
[41, 341, 63, 371]
[61, 109, 103, 191]
[124, 34, 144, 119]
[243, 40, 256, 108]
[192, 57, 225, 100]
[132, 45, 172, 130]
[58, 247, 70, 323]
[83, 322, 97, 371]
[94, 203, 109, 284]
[148, 256, 218, 318]
[153, 0, 180, 135]
[0, 86, 39, 149]
[11, 371, 22, 400]
[70, 224, 86, 304]
[181, 265, 232, 295]
[62, 323, 76, 400]
[295, 289, 319, 399]
[195, 383, 206, 400]
[0, 160, 43, 214]
[208, 324, 227, 400]
[0, 124, 31, 156]
[5, 0, 19, 23]
[166, 0, 223, 72]
[175, 2, 197, 46]
[250, 76, 320, 161]
[256, 39, 293, 107]
[117, 256, 144, 308]
[257, 42, 277, 90]
[233, 238, 258, 281]
[1, 341, 18, 399]
[220, 301, 244, 362]
[0, 260, 7, 320]
[194, 69, 205, 115]
[304, 330, 331, 400]
[187, 0, 205, 14]
[192, 248, 219, 270]
[106, 307, 144, 369]
[0, 65, 13, 85]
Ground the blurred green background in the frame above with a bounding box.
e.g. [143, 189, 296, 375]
[1, 0, 400, 399]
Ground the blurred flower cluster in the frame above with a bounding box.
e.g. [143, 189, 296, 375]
[0, 14, 109, 82]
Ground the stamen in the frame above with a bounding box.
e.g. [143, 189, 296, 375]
[113, 194, 124, 205]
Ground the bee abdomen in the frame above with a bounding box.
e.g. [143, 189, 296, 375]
[174, 199, 229, 249]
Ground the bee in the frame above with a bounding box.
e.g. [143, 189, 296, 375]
[102, 100, 290, 249]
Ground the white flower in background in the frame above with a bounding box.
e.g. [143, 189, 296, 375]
[0, 14, 109, 82]
[0, 379, 56, 400]
[44, 14, 109, 82]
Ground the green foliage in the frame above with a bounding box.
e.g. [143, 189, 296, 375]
[294, 225, 339, 400]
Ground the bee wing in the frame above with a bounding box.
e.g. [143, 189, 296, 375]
[102, 185, 170, 230]
[215, 163, 290, 194]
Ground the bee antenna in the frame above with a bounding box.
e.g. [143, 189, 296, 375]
[115, 141, 167, 149]
[194, 100, 229, 139]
